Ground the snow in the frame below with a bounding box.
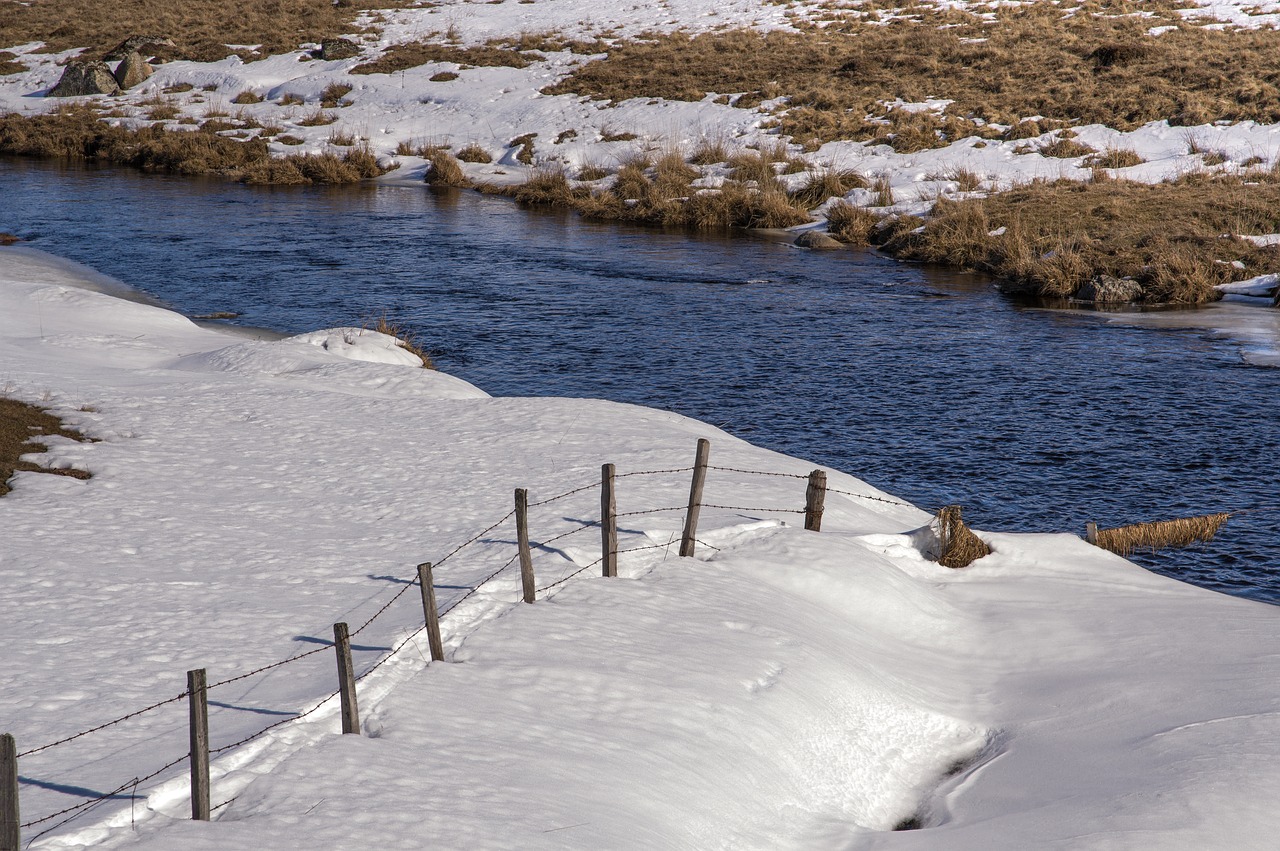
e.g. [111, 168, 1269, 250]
[3, 246, 1280, 849]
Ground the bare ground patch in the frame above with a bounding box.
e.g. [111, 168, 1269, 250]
[0, 398, 93, 497]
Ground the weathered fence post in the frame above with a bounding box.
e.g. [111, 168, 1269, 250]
[1085, 522, 1099, 546]
[515, 488, 536, 603]
[804, 470, 827, 532]
[1, 733, 18, 851]
[601, 463, 618, 577]
[333, 623, 360, 735]
[417, 562, 445, 662]
[187, 668, 210, 821]
[680, 439, 711, 557]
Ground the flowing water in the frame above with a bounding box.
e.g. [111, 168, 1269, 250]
[3, 158, 1278, 602]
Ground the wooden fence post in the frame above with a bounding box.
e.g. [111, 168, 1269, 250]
[515, 488, 536, 603]
[680, 439, 711, 557]
[1085, 522, 1099, 546]
[804, 470, 827, 532]
[1, 733, 17, 851]
[187, 668, 210, 821]
[417, 562, 445, 662]
[601, 463, 617, 577]
[333, 623, 360, 735]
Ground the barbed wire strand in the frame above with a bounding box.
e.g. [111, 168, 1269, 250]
[18, 693, 188, 759]
[22, 753, 187, 838]
[699, 503, 805, 514]
[705, 465, 808, 479]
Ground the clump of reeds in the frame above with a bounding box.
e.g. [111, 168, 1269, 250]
[1093, 513, 1230, 557]
[423, 149, 470, 187]
[935, 505, 992, 568]
[824, 200, 878, 244]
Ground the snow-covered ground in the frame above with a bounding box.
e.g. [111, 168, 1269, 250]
[3, 246, 1279, 849]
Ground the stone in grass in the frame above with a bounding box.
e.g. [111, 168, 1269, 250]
[48, 60, 120, 97]
[794, 230, 844, 250]
[113, 53, 154, 89]
[318, 39, 361, 61]
[1076, 274, 1142, 304]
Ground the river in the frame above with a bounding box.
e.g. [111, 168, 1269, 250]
[2, 158, 1277, 602]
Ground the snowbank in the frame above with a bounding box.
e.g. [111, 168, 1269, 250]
[3, 248, 1278, 849]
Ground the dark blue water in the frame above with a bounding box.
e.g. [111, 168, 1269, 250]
[3, 158, 1277, 602]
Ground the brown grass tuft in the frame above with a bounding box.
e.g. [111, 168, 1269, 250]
[790, 168, 866, 207]
[1094, 513, 1230, 557]
[320, 82, 353, 108]
[296, 109, 337, 127]
[936, 506, 991, 568]
[423, 149, 470, 187]
[825, 200, 879, 244]
[369, 315, 433, 368]
[455, 143, 492, 164]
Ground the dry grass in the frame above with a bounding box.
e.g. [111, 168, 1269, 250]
[455, 143, 492, 163]
[546, 3, 1280, 148]
[508, 133, 537, 164]
[1038, 137, 1097, 159]
[825, 201, 879, 244]
[1094, 513, 1230, 557]
[0, 51, 25, 75]
[2, 0, 410, 63]
[429, 71, 459, 82]
[423, 149, 470, 187]
[320, 83, 353, 108]
[296, 109, 337, 127]
[790, 168, 866, 207]
[231, 91, 263, 105]
[936, 506, 991, 568]
[877, 174, 1280, 303]
[369, 315, 433, 368]
[1085, 147, 1145, 170]
[351, 42, 538, 75]
[0, 397, 93, 497]
[0, 106, 385, 183]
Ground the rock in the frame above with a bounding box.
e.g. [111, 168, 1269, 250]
[1076, 274, 1142, 304]
[103, 35, 175, 62]
[318, 39, 361, 61]
[113, 52, 153, 89]
[47, 60, 120, 97]
[794, 230, 844, 250]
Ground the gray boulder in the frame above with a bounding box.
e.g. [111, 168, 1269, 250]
[318, 39, 361, 61]
[1076, 274, 1142, 304]
[47, 60, 120, 97]
[103, 35, 175, 62]
[113, 52, 154, 89]
[794, 230, 844, 250]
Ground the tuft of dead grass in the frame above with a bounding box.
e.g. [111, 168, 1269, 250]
[825, 200, 878, 244]
[423, 148, 470, 187]
[320, 83, 353, 108]
[1094, 513, 1230, 557]
[936, 506, 991, 568]
[790, 168, 866, 207]
[369, 315, 433, 368]
[455, 143, 492, 163]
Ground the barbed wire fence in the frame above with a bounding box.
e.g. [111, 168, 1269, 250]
[2, 437, 1251, 850]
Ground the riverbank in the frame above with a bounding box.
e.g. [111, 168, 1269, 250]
[4, 247, 1279, 849]
[5, 0, 1280, 303]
